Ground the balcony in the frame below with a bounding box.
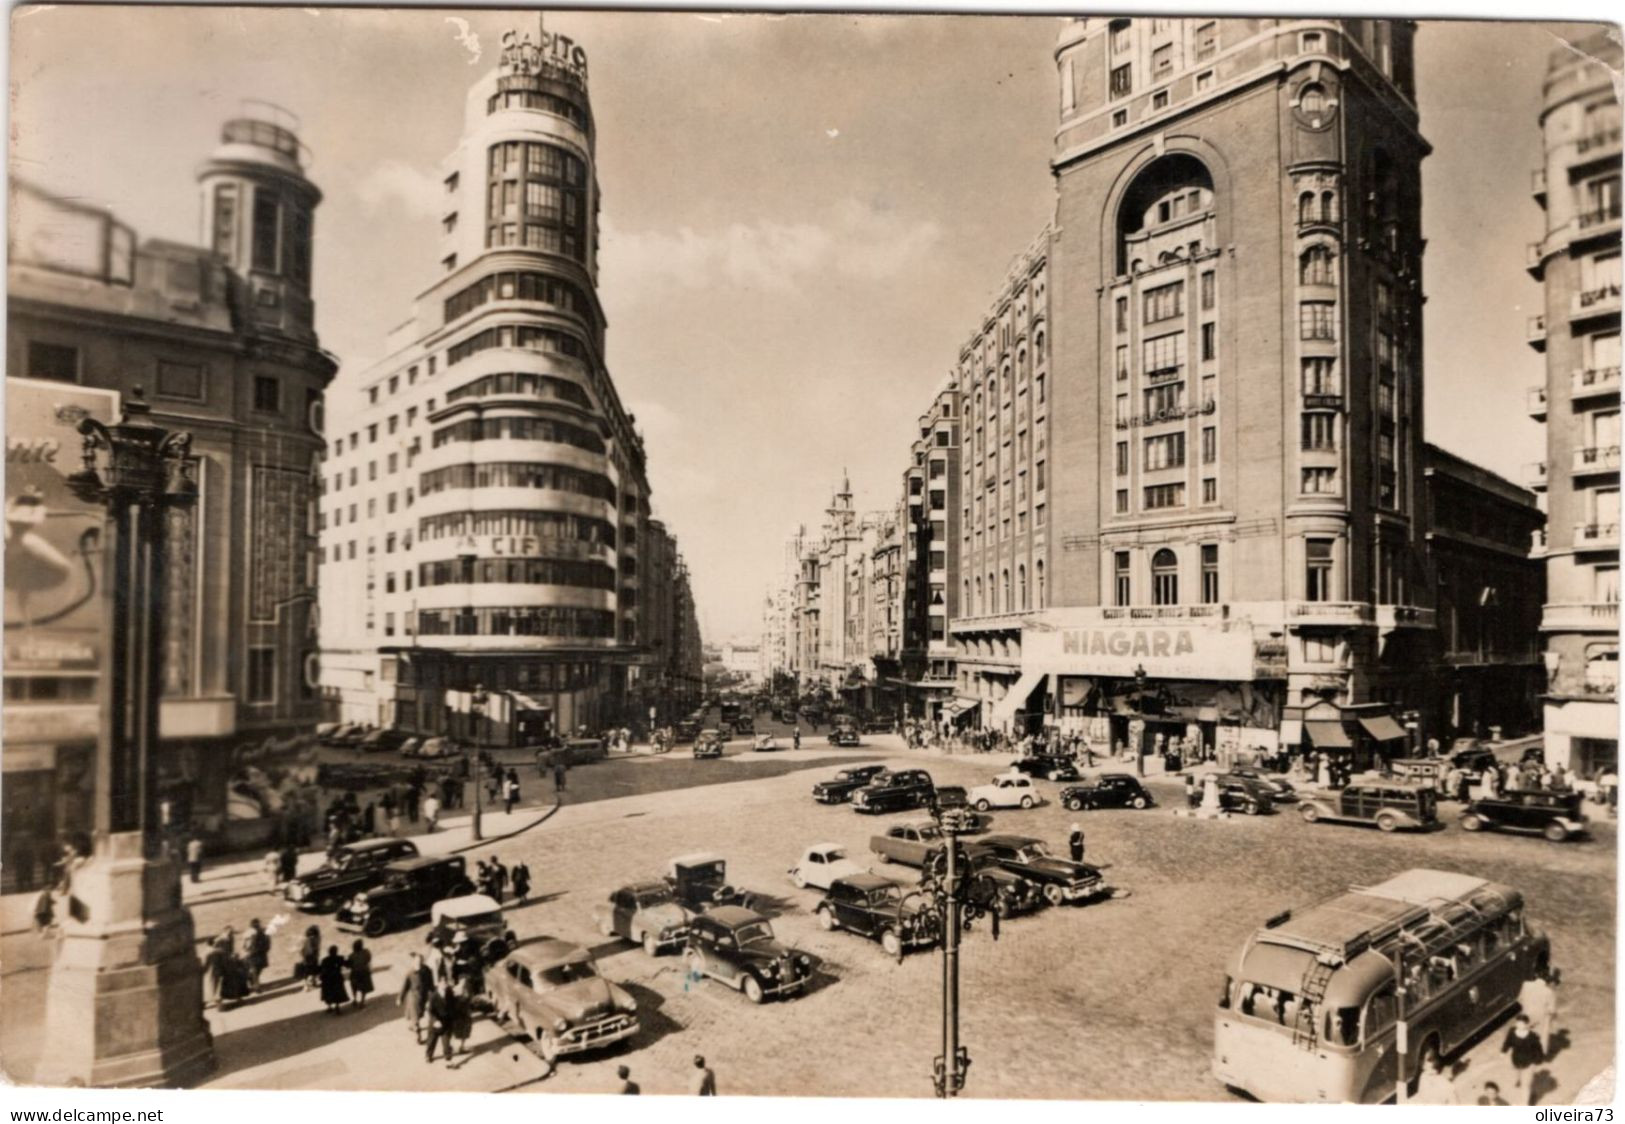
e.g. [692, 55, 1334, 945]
[1531, 527, 1548, 557]
[1574, 126, 1622, 160]
[1571, 282, 1622, 323]
[1541, 601, 1620, 632]
[1527, 385, 1548, 420]
[1526, 314, 1546, 351]
[1303, 392, 1344, 411]
[1376, 605, 1437, 630]
[1572, 366, 1622, 402]
[1099, 604, 1229, 622]
[1288, 601, 1375, 626]
[1531, 167, 1546, 205]
[1576, 200, 1623, 232]
[1572, 445, 1620, 476]
[1527, 240, 1547, 279]
[1524, 461, 1549, 491]
[1573, 522, 1620, 549]
[949, 611, 1027, 635]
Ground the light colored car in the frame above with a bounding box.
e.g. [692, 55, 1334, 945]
[487, 939, 639, 1062]
[753, 733, 781, 752]
[417, 736, 458, 759]
[967, 772, 1043, 812]
[593, 880, 692, 956]
[787, 843, 867, 890]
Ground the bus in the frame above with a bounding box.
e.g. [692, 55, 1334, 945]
[1212, 868, 1548, 1103]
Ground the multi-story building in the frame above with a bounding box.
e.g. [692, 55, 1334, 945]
[867, 507, 906, 717]
[1527, 29, 1621, 777]
[5, 109, 335, 885]
[319, 26, 695, 744]
[902, 375, 966, 722]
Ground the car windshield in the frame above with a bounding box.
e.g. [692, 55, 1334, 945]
[733, 921, 773, 946]
[538, 961, 598, 988]
[683, 864, 725, 883]
[868, 885, 902, 907]
[1018, 843, 1050, 861]
[635, 888, 674, 909]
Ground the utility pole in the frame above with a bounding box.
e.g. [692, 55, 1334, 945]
[471, 683, 487, 842]
[927, 805, 987, 1098]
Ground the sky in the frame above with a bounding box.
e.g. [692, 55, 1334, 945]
[7, 7, 1606, 641]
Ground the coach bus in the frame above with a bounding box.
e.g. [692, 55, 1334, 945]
[1212, 868, 1548, 1103]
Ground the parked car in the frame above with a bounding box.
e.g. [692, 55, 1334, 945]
[1460, 790, 1588, 842]
[811, 764, 888, 804]
[869, 820, 945, 867]
[851, 769, 935, 814]
[426, 893, 505, 948]
[318, 722, 358, 747]
[828, 728, 863, 747]
[1010, 756, 1080, 782]
[814, 874, 937, 956]
[957, 845, 1045, 918]
[929, 786, 991, 831]
[417, 736, 460, 759]
[861, 716, 893, 734]
[331, 724, 372, 748]
[967, 772, 1043, 812]
[1210, 776, 1277, 816]
[283, 837, 420, 912]
[397, 736, 424, 758]
[1297, 780, 1438, 832]
[1222, 768, 1297, 802]
[732, 715, 756, 737]
[335, 854, 475, 937]
[561, 737, 607, 765]
[675, 719, 701, 743]
[693, 730, 725, 759]
[357, 728, 411, 754]
[593, 880, 692, 956]
[487, 939, 639, 1062]
[973, 833, 1113, 907]
[1060, 773, 1154, 812]
[787, 843, 867, 890]
[752, 733, 782, 752]
[665, 853, 751, 912]
[683, 907, 812, 1003]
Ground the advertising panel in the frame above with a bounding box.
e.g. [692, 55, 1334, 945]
[1025, 613, 1257, 681]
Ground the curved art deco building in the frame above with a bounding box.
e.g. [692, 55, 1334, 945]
[321, 29, 697, 742]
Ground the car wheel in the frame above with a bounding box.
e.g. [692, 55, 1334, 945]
[1543, 821, 1569, 843]
[537, 1030, 561, 1063]
[642, 931, 660, 957]
[1042, 884, 1064, 907]
[1065, 796, 1084, 812]
[816, 906, 836, 931]
[362, 914, 388, 938]
[1019, 796, 1034, 809]
[880, 929, 903, 958]
[791, 871, 807, 889]
[975, 799, 992, 812]
[1131, 796, 1148, 810]
[1460, 813, 1483, 832]
[1299, 804, 1321, 823]
[1375, 812, 1399, 833]
[742, 973, 766, 1004]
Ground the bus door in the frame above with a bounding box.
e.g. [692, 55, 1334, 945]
[1356, 982, 1399, 1103]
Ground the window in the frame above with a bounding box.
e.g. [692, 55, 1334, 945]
[1300, 83, 1327, 116]
[1194, 21, 1218, 59]
[1302, 466, 1338, 495]
[1300, 245, 1335, 285]
[1116, 441, 1130, 475]
[1306, 539, 1334, 601]
[1201, 322, 1217, 362]
[1152, 44, 1173, 75]
[1299, 301, 1336, 340]
[1302, 357, 1338, 396]
[1201, 543, 1219, 604]
[1143, 333, 1183, 378]
[1202, 477, 1217, 504]
[26, 341, 78, 383]
[1152, 91, 1169, 111]
[1144, 382, 1185, 417]
[1036, 560, 1046, 608]
[1301, 31, 1325, 53]
[1115, 488, 1130, 514]
[1114, 551, 1132, 606]
[1110, 20, 1131, 53]
[1196, 70, 1214, 92]
[1144, 433, 1186, 471]
[251, 189, 280, 272]
[1035, 502, 1046, 528]
[1116, 296, 1130, 333]
[1036, 460, 1046, 490]
[1151, 548, 1179, 604]
[1116, 345, 1130, 381]
[1116, 394, 1131, 424]
[1061, 58, 1076, 114]
[1111, 63, 1133, 99]
[1112, 109, 1128, 129]
[1200, 270, 1215, 310]
[1304, 636, 1337, 664]
[1302, 412, 1337, 451]
[1145, 482, 1186, 510]
[1144, 281, 1184, 323]
[212, 184, 237, 257]
[1202, 426, 1217, 464]
[253, 375, 280, 413]
[247, 647, 276, 703]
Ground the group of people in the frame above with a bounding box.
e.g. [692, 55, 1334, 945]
[1414, 967, 1562, 1105]
[291, 924, 376, 1013]
[201, 918, 275, 1009]
[473, 854, 532, 904]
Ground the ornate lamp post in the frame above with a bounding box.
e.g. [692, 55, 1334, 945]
[470, 683, 488, 842]
[1132, 663, 1148, 778]
[40, 389, 215, 1086]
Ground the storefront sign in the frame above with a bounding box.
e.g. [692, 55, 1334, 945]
[1026, 619, 1257, 681]
[501, 28, 589, 83]
[1252, 639, 1289, 679]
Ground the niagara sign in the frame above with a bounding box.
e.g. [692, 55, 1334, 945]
[1024, 615, 1258, 681]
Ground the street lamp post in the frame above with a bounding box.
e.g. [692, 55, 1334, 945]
[471, 683, 488, 842]
[39, 389, 215, 1086]
[1132, 663, 1148, 778]
[922, 803, 998, 1098]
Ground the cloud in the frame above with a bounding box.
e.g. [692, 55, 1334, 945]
[444, 16, 481, 65]
[354, 160, 443, 221]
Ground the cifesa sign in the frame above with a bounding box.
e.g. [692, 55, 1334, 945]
[1024, 616, 1257, 681]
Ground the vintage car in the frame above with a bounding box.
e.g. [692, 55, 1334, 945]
[787, 843, 868, 890]
[731, 715, 756, 737]
[675, 719, 702, 743]
[397, 736, 424, 758]
[488, 939, 639, 1062]
[1460, 789, 1588, 842]
[814, 874, 938, 956]
[1059, 773, 1155, 812]
[960, 845, 1045, 918]
[1222, 768, 1297, 802]
[1207, 776, 1277, 816]
[973, 833, 1113, 907]
[1010, 756, 1081, 782]
[861, 716, 893, 734]
[665, 853, 752, 912]
[1297, 779, 1438, 832]
[812, 764, 888, 804]
[357, 727, 411, 754]
[426, 893, 506, 947]
[417, 736, 460, 759]
[870, 820, 945, 867]
[319, 722, 362, 747]
[283, 837, 420, 912]
[967, 772, 1044, 811]
[752, 733, 782, 752]
[683, 907, 812, 1003]
[828, 728, 863, 747]
[851, 769, 935, 814]
[593, 880, 692, 955]
[336, 854, 475, 937]
[693, 730, 726, 759]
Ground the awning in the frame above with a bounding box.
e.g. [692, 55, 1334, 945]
[989, 670, 1046, 727]
[1279, 719, 1304, 745]
[1304, 720, 1353, 749]
[509, 692, 553, 713]
[1359, 715, 1409, 742]
[941, 699, 972, 717]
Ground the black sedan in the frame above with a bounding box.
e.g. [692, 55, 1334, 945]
[1010, 756, 1080, 783]
[811, 764, 887, 804]
[1059, 773, 1155, 811]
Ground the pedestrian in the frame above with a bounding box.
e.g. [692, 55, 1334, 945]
[347, 938, 374, 1008]
[690, 1054, 717, 1095]
[423, 980, 459, 1065]
[1185, 773, 1199, 809]
[1599, 767, 1618, 814]
[423, 792, 440, 834]
[362, 801, 376, 836]
[297, 924, 322, 990]
[243, 918, 271, 992]
[185, 833, 204, 883]
[792, 726, 802, 751]
[504, 775, 520, 815]
[218, 940, 250, 1010]
[1413, 1055, 1458, 1105]
[512, 862, 531, 903]
[202, 935, 230, 1006]
[405, 783, 421, 823]
[553, 762, 567, 793]
[318, 944, 350, 1013]
[490, 856, 509, 901]
[263, 849, 281, 893]
[618, 1064, 640, 1094]
[1477, 1081, 1510, 1106]
[398, 951, 434, 1043]
[1068, 823, 1085, 863]
[279, 843, 298, 885]
[1500, 1013, 1545, 1103]
[1518, 968, 1559, 1053]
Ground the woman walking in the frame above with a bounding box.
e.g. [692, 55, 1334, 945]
[243, 918, 271, 993]
[202, 934, 231, 1007]
[511, 862, 531, 904]
[318, 945, 350, 1013]
[398, 951, 434, 1043]
[347, 938, 374, 1009]
[297, 925, 322, 990]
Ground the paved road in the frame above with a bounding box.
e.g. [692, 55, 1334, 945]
[3, 733, 1613, 1101]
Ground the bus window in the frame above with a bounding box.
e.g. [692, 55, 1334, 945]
[1364, 984, 1397, 1042]
[1327, 1006, 1361, 1047]
[1219, 976, 1233, 1010]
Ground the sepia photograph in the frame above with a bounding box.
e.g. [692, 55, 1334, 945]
[2, 2, 1620, 1111]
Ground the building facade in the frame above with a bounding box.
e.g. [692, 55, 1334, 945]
[5, 109, 335, 885]
[1527, 29, 1621, 777]
[318, 27, 697, 744]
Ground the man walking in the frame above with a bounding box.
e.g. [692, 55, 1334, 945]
[689, 1054, 717, 1096]
[1518, 967, 1559, 1054]
[424, 980, 460, 1065]
[553, 761, 568, 795]
[185, 833, 204, 884]
[398, 951, 433, 1043]
[243, 918, 271, 992]
[423, 792, 441, 834]
[792, 726, 802, 751]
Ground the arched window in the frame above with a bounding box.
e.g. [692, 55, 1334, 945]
[1116, 153, 1216, 275]
[975, 576, 984, 615]
[1152, 548, 1179, 606]
[1018, 564, 1028, 611]
[1299, 192, 1316, 224]
[987, 573, 996, 613]
[1036, 560, 1046, 609]
[1001, 569, 1012, 612]
[1321, 190, 1338, 223]
[1300, 245, 1335, 286]
[963, 579, 971, 612]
